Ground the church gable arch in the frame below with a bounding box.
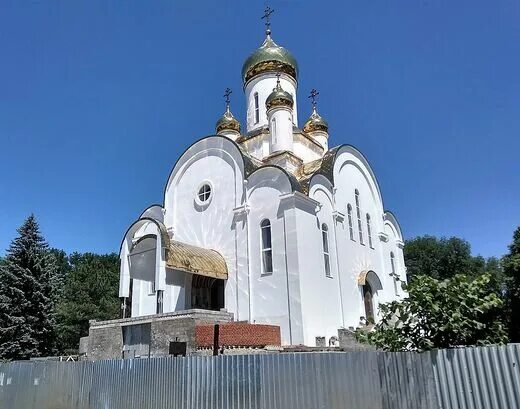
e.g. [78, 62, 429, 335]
[334, 146, 383, 212]
[163, 136, 248, 213]
[139, 204, 164, 222]
[119, 217, 168, 301]
[120, 217, 169, 256]
[383, 211, 403, 241]
[246, 165, 300, 200]
[308, 174, 334, 206]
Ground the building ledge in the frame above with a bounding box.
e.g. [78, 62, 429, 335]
[90, 309, 233, 329]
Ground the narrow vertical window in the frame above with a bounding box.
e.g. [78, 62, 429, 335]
[321, 223, 331, 277]
[254, 92, 260, 124]
[272, 117, 277, 142]
[355, 189, 364, 244]
[261, 219, 273, 273]
[156, 290, 163, 314]
[367, 214, 373, 248]
[347, 204, 354, 241]
[391, 252, 398, 295]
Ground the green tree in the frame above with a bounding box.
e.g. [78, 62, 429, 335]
[503, 227, 520, 342]
[404, 235, 502, 281]
[48, 248, 71, 352]
[56, 252, 120, 352]
[357, 273, 508, 351]
[0, 215, 59, 360]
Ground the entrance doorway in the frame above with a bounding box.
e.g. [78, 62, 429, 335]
[363, 282, 374, 323]
[191, 275, 224, 311]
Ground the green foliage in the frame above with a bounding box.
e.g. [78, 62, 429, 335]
[55, 252, 120, 352]
[503, 227, 520, 342]
[0, 215, 59, 360]
[49, 248, 71, 296]
[0, 216, 121, 358]
[404, 235, 503, 282]
[357, 273, 508, 351]
[404, 236, 471, 280]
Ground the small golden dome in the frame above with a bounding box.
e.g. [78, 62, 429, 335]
[266, 78, 294, 110]
[216, 106, 241, 134]
[303, 107, 329, 134]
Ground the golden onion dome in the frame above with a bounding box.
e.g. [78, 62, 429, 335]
[266, 79, 294, 110]
[303, 107, 329, 133]
[215, 106, 241, 134]
[242, 34, 298, 85]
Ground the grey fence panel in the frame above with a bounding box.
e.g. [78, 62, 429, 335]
[432, 344, 520, 409]
[258, 352, 382, 409]
[0, 345, 519, 409]
[378, 351, 438, 409]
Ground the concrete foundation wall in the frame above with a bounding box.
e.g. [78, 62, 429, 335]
[88, 326, 123, 361]
[151, 317, 197, 356]
[85, 309, 233, 360]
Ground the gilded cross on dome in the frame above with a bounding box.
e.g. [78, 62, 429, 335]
[223, 87, 232, 107]
[261, 6, 274, 34]
[308, 89, 319, 108]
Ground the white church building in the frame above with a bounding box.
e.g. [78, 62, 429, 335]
[118, 15, 406, 346]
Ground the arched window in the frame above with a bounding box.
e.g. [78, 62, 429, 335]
[272, 117, 277, 142]
[321, 223, 331, 277]
[366, 214, 373, 248]
[390, 252, 398, 294]
[254, 92, 260, 124]
[355, 189, 364, 244]
[347, 204, 354, 241]
[261, 219, 273, 273]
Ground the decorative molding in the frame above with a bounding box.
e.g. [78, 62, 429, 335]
[279, 191, 319, 214]
[396, 239, 405, 249]
[263, 149, 303, 164]
[378, 232, 389, 242]
[233, 204, 250, 216]
[332, 210, 345, 223]
[236, 126, 270, 144]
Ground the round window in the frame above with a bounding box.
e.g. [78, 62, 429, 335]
[195, 182, 212, 206]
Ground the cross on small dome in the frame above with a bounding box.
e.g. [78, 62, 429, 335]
[261, 6, 274, 36]
[215, 87, 240, 134]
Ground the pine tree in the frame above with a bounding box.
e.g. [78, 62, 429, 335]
[0, 215, 58, 360]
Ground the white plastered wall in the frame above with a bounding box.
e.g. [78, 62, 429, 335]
[245, 73, 298, 133]
[292, 133, 323, 163]
[163, 137, 246, 317]
[298, 177, 343, 345]
[246, 166, 298, 344]
[119, 137, 407, 346]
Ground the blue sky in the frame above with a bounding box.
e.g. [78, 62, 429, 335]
[0, 0, 519, 258]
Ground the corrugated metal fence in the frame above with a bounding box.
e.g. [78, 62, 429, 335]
[0, 344, 518, 409]
[432, 344, 520, 409]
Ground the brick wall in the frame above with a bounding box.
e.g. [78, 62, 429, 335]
[195, 322, 281, 348]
